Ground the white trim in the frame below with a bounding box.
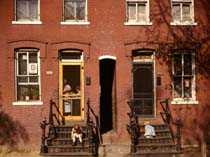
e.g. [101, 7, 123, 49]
[172, 52, 196, 102]
[99, 55, 117, 60]
[61, 21, 90, 25]
[170, 21, 197, 26]
[124, 22, 152, 26]
[14, 0, 41, 22]
[12, 21, 42, 25]
[171, 0, 196, 25]
[125, 0, 151, 25]
[62, 0, 89, 23]
[13, 101, 43, 106]
[171, 100, 198, 104]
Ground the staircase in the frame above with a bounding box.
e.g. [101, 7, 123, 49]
[40, 99, 99, 157]
[40, 125, 97, 157]
[132, 124, 181, 157]
[127, 99, 183, 157]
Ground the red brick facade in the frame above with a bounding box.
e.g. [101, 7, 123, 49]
[0, 0, 209, 152]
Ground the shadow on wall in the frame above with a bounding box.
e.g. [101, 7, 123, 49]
[0, 109, 29, 149]
[0, 85, 29, 149]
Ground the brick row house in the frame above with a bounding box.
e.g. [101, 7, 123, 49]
[0, 0, 209, 156]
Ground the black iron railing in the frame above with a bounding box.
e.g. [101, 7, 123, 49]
[40, 99, 65, 154]
[126, 100, 140, 153]
[49, 99, 65, 127]
[86, 98, 101, 153]
[160, 98, 182, 151]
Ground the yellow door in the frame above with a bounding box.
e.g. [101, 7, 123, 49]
[59, 62, 84, 120]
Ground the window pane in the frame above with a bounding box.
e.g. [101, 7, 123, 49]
[128, 2, 136, 21]
[183, 77, 192, 98]
[18, 76, 28, 83]
[64, 1, 75, 20]
[174, 77, 182, 98]
[174, 54, 182, 75]
[16, 0, 38, 20]
[18, 53, 27, 75]
[29, 0, 38, 20]
[172, 3, 181, 21]
[17, 85, 29, 101]
[29, 76, 38, 83]
[182, 3, 191, 21]
[137, 3, 146, 21]
[30, 85, 39, 100]
[76, 1, 85, 20]
[17, 0, 28, 20]
[184, 54, 192, 75]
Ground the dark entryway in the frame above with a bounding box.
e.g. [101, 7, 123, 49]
[133, 63, 154, 117]
[99, 58, 116, 134]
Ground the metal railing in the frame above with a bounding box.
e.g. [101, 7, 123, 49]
[86, 98, 101, 153]
[160, 98, 182, 151]
[126, 100, 140, 153]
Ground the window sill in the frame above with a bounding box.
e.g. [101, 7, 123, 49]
[13, 101, 43, 106]
[12, 21, 42, 25]
[171, 99, 198, 105]
[170, 21, 197, 26]
[124, 22, 152, 26]
[61, 21, 90, 25]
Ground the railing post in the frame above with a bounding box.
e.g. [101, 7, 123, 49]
[40, 117, 48, 153]
[127, 100, 139, 153]
[176, 116, 182, 151]
[87, 118, 95, 153]
[49, 99, 53, 127]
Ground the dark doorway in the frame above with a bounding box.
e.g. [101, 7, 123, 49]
[133, 63, 154, 117]
[99, 59, 116, 134]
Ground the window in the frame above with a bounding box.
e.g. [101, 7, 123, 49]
[171, 0, 196, 25]
[15, 49, 41, 104]
[61, 0, 89, 24]
[125, 0, 152, 25]
[172, 50, 197, 104]
[13, 0, 41, 24]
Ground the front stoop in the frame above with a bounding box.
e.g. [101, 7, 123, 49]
[98, 144, 130, 157]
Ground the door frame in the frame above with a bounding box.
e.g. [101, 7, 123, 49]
[59, 62, 84, 121]
[132, 51, 156, 118]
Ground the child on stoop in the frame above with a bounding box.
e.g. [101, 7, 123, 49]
[71, 123, 84, 146]
[144, 120, 156, 138]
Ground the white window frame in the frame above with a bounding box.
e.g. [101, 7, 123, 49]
[12, 0, 42, 25]
[61, 0, 90, 25]
[124, 0, 152, 25]
[171, 51, 198, 104]
[13, 49, 43, 105]
[170, 0, 197, 25]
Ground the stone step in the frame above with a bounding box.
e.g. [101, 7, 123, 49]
[51, 125, 87, 132]
[136, 143, 177, 152]
[47, 138, 90, 146]
[138, 136, 173, 144]
[40, 152, 96, 157]
[47, 145, 90, 153]
[132, 151, 182, 157]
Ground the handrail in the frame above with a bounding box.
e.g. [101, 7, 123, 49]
[126, 100, 139, 153]
[159, 98, 182, 151]
[86, 98, 101, 142]
[160, 98, 173, 124]
[49, 99, 65, 127]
